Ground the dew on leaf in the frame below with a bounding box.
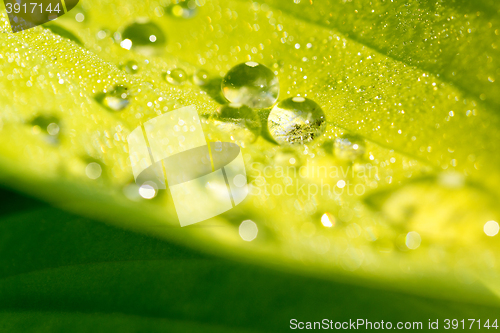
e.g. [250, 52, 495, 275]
[268, 96, 326, 145]
[222, 62, 279, 108]
[334, 134, 366, 161]
[95, 85, 130, 111]
[165, 68, 188, 85]
[166, 0, 198, 19]
[120, 20, 166, 49]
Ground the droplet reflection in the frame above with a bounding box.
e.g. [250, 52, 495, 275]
[268, 96, 326, 145]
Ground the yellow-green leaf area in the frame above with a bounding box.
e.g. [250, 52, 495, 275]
[0, 0, 499, 307]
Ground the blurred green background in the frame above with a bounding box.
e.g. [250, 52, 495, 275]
[0, 186, 499, 332]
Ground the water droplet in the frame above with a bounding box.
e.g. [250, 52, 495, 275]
[164, 68, 188, 85]
[222, 62, 279, 108]
[166, 0, 198, 19]
[268, 97, 326, 145]
[96, 85, 130, 111]
[334, 134, 366, 160]
[192, 69, 210, 86]
[120, 60, 139, 74]
[120, 20, 166, 49]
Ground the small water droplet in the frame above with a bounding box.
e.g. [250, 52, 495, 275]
[192, 69, 210, 86]
[165, 68, 188, 85]
[268, 96, 326, 145]
[96, 85, 130, 111]
[334, 134, 366, 160]
[166, 0, 198, 19]
[120, 60, 140, 74]
[222, 62, 279, 108]
[120, 20, 166, 49]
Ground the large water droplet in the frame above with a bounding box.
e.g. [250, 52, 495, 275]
[120, 20, 166, 50]
[334, 134, 365, 160]
[222, 62, 279, 108]
[166, 0, 198, 19]
[165, 68, 188, 85]
[95, 85, 130, 111]
[268, 96, 326, 145]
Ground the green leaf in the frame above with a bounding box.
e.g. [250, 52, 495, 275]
[0, 188, 499, 332]
[0, 0, 499, 313]
[264, 0, 500, 108]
